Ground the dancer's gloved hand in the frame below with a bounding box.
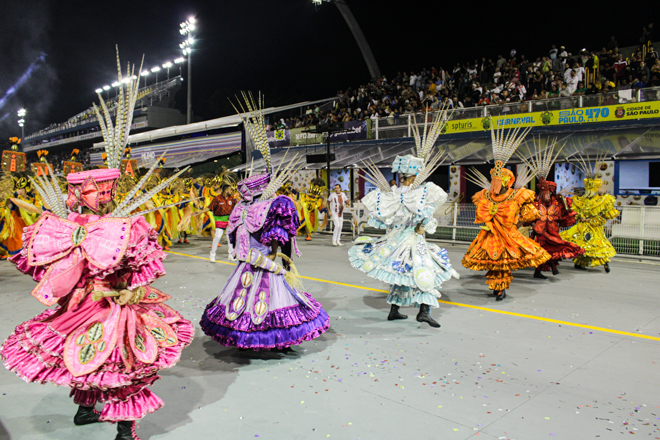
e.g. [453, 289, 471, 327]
[115, 289, 134, 305]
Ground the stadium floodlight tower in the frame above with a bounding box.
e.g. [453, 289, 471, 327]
[313, 0, 380, 80]
[17, 108, 26, 139]
[179, 16, 196, 124]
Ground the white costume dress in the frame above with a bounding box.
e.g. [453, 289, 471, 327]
[349, 182, 459, 308]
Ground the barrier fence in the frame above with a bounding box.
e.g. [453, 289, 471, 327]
[349, 202, 660, 258]
[373, 86, 660, 140]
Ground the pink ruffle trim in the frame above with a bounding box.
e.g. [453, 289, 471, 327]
[1, 310, 194, 396]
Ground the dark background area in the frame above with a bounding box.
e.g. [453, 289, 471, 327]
[0, 0, 652, 142]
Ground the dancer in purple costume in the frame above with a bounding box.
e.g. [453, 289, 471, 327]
[200, 93, 329, 351]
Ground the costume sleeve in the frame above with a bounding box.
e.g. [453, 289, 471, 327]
[602, 195, 620, 220]
[517, 189, 540, 223]
[10, 222, 48, 282]
[558, 196, 578, 227]
[120, 217, 168, 289]
[261, 196, 300, 246]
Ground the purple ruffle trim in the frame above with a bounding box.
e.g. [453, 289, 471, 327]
[202, 293, 324, 332]
[200, 305, 329, 350]
[260, 196, 300, 247]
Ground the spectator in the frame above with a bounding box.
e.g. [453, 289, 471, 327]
[573, 81, 587, 95]
[614, 55, 628, 83]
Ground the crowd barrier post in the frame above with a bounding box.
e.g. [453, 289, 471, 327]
[451, 201, 458, 241]
[407, 114, 412, 137]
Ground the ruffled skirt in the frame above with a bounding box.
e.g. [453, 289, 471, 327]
[560, 222, 615, 267]
[349, 230, 458, 307]
[535, 232, 585, 271]
[200, 262, 329, 349]
[1, 295, 194, 421]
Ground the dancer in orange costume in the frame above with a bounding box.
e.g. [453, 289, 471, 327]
[462, 124, 550, 301]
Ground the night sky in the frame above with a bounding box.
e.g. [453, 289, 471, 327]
[0, 0, 652, 142]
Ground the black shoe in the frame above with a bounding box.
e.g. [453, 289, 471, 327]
[533, 268, 547, 280]
[388, 304, 408, 321]
[416, 304, 440, 328]
[574, 263, 587, 270]
[495, 290, 507, 301]
[73, 405, 101, 426]
[271, 346, 298, 356]
[604, 263, 611, 273]
[552, 266, 559, 275]
[115, 421, 141, 440]
[490, 290, 499, 296]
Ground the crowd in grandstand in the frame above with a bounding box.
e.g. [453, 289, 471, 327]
[272, 35, 659, 129]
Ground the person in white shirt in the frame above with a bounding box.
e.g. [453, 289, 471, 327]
[328, 184, 349, 246]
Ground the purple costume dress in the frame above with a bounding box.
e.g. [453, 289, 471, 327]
[200, 186, 329, 349]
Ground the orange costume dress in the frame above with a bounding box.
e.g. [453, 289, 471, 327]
[462, 179, 550, 291]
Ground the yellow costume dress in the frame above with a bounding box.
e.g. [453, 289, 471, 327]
[462, 186, 550, 290]
[297, 179, 325, 238]
[560, 178, 619, 269]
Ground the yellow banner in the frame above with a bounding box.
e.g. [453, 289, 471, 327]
[444, 101, 660, 134]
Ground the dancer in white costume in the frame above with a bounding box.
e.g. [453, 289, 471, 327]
[349, 109, 459, 328]
[328, 184, 349, 246]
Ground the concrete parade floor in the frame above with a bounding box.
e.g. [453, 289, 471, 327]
[0, 233, 659, 440]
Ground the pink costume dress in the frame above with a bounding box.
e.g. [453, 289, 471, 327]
[1, 211, 194, 422]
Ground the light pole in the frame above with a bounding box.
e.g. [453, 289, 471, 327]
[141, 71, 150, 88]
[162, 62, 172, 80]
[17, 108, 26, 139]
[313, 0, 380, 79]
[174, 57, 185, 77]
[151, 66, 161, 83]
[180, 16, 196, 124]
[103, 85, 111, 100]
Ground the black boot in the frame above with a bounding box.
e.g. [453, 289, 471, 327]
[604, 263, 611, 273]
[551, 264, 559, 275]
[533, 268, 547, 279]
[388, 304, 408, 321]
[495, 290, 507, 301]
[574, 263, 587, 270]
[115, 421, 141, 440]
[271, 346, 298, 356]
[73, 405, 101, 426]
[416, 304, 440, 328]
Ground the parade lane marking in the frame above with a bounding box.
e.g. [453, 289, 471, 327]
[166, 250, 660, 342]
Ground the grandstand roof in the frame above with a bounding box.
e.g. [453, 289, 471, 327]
[93, 97, 337, 149]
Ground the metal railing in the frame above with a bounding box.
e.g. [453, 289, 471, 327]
[373, 86, 660, 140]
[350, 202, 660, 258]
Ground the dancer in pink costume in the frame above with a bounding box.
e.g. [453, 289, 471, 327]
[0, 51, 194, 440]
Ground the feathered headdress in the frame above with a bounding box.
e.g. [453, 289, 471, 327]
[363, 106, 452, 193]
[231, 92, 304, 202]
[28, 49, 195, 219]
[516, 137, 565, 188]
[573, 149, 607, 180]
[573, 149, 608, 193]
[466, 119, 533, 190]
[93, 46, 143, 169]
[231, 92, 271, 174]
